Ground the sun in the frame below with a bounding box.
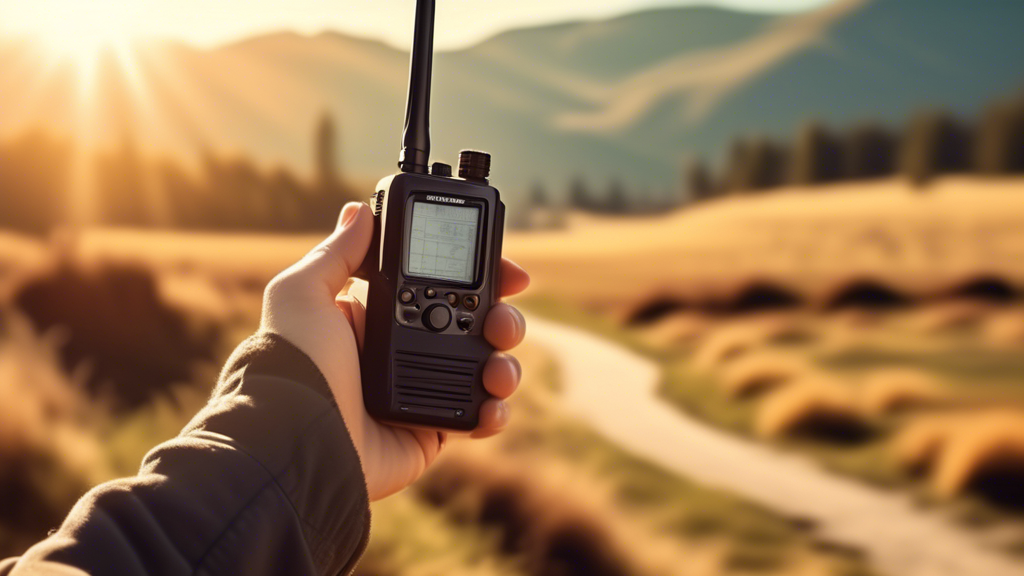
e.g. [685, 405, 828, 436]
[22, 1, 142, 81]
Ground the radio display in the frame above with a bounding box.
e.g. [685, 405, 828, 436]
[406, 201, 480, 283]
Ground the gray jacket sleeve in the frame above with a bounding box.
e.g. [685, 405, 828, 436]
[0, 333, 370, 576]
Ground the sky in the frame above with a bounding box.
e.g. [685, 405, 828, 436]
[0, 0, 837, 51]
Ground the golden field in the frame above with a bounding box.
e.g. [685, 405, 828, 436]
[2, 175, 1024, 575]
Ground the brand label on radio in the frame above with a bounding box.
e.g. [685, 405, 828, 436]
[426, 195, 465, 204]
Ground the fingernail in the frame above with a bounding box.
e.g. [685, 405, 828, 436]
[513, 308, 526, 340]
[505, 357, 519, 386]
[510, 356, 522, 382]
[338, 203, 360, 229]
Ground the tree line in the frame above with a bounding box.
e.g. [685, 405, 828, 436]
[0, 114, 361, 234]
[686, 91, 1024, 200]
[522, 176, 685, 220]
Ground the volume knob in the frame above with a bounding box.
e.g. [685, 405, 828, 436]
[458, 150, 491, 182]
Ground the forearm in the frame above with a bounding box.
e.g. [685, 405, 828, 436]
[1, 333, 369, 576]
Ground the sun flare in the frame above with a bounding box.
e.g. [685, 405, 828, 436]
[22, 1, 141, 82]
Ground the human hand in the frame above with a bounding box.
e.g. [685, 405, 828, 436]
[261, 202, 529, 500]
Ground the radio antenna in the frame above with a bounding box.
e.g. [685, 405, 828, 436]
[398, 0, 435, 174]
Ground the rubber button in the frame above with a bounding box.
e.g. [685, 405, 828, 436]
[399, 289, 415, 304]
[457, 316, 474, 332]
[423, 305, 452, 331]
[425, 287, 437, 298]
[463, 295, 480, 311]
[446, 293, 459, 306]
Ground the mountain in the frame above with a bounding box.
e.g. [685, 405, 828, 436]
[1, 0, 1022, 208]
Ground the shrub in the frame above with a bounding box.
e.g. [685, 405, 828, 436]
[755, 377, 873, 444]
[859, 368, 947, 416]
[14, 263, 219, 410]
[720, 352, 810, 399]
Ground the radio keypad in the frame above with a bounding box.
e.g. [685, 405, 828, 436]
[397, 285, 484, 334]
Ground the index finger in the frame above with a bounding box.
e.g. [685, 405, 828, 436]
[500, 258, 530, 298]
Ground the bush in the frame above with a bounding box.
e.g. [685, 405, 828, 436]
[14, 263, 219, 410]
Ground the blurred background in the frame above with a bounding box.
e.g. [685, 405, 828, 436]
[2, 0, 1024, 574]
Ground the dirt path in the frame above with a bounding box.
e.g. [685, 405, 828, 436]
[525, 315, 1023, 576]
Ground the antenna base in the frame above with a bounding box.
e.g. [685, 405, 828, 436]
[399, 147, 429, 174]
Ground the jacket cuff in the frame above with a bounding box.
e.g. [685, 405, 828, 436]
[176, 332, 370, 575]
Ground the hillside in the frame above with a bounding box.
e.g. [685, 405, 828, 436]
[1, 0, 1022, 205]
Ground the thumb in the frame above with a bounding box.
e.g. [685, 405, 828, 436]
[297, 202, 373, 295]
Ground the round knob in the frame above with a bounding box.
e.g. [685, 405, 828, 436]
[423, 304, 452, 331]
[458, 150, 491, 182]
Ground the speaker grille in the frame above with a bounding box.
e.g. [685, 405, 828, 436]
[394, 350, 478, 408]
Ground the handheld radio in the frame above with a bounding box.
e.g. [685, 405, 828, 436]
[352, 0, 505, 431]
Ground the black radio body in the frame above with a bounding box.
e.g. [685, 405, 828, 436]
[352, 0, 505, 431]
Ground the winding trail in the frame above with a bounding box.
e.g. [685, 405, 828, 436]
[526, 315, 1023, 576]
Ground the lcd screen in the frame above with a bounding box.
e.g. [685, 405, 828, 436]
[406, 201, 480, 283]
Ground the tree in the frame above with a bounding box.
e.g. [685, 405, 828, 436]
[606, 178, 628, 214]
[98, 134, 147, 226]
[844, 123, 897, 179]
[569, 176, 591, 210]
[722, 137, 786, 191]
[974, 96, 1024, 174]
[746, 138, 786, 190]
[530, 181, 548, 208]
[900, 110, 972, 186]
[789, 121, 844, 185]
[316, 112, 340, 192]
[684, 157, 714, 201]
[0, 131, 69, 234]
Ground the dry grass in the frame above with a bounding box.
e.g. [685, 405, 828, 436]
[755, 376, 869, 443]
[983, 307, 1024, 346]
[504, 177, 1024, 309]
[931, 410, 1024, 503]
[692, 322, 786, 371]
[890, 412, 970, 475]
[418, 456, 635, 576]
[0, 313, 110, 482]
[720, 352, 811, 399]
[11, 261, 222, 410]
[0, 311, 116, 557]
[634, 311, 712, 349]
[891, 409, 1024, 509]
[858, 367, 948, 416]
[907, 301, 996, 334]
